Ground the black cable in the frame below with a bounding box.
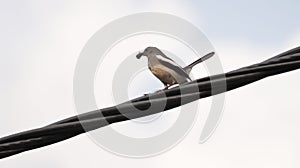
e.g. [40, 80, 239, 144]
[0, 46, 300, 159]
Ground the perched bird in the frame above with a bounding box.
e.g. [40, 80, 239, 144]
[136, 46, 214, 90]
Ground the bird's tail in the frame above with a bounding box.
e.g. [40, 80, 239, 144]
[183, 52, 215, 74]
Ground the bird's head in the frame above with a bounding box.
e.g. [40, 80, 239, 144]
[136, 46, 161, 59]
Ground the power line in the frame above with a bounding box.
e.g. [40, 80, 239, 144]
[0, 46, 300, 159]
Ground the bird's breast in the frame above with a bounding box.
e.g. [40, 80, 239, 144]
[149, 65, 176, 84]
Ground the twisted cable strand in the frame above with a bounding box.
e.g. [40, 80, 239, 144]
[0, 46, 300, 159]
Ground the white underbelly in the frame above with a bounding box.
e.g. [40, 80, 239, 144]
[150, 65, 188, 84]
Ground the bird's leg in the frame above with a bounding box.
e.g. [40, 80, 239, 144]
[163, 84, 169, 90]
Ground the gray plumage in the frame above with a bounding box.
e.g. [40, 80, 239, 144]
[136, 46, 214, 90]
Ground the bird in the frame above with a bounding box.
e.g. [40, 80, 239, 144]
[136, 46, 214, 90]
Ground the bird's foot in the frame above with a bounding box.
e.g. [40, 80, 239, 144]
[163, 85, 169, 90]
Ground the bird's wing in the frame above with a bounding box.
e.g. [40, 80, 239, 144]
[156, 55, 192, 81]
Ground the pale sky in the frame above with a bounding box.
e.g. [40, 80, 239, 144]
[0, 0, 300, 167]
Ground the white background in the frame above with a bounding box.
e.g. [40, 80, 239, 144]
[0, 0, 300, 167]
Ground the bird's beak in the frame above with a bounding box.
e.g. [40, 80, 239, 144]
[136, 52, 143, 59]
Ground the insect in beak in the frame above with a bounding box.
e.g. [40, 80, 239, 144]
[136, 52, 144, 59]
